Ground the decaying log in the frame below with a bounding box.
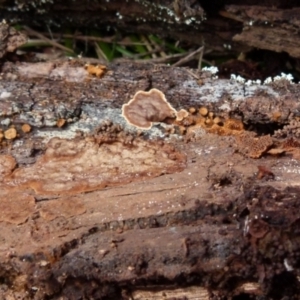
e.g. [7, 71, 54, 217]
[2, 24, 300, 300]
[224, 5, 300, 58]
[1, 0, 300, 60]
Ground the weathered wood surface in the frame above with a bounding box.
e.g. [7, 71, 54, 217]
[224, 5, 300, 59]
[2, 23, 300, 300]
[1, 0, 300, 59]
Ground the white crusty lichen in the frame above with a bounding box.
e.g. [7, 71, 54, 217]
[116, 12, 123, 20]
[245, 79, 261, 86]
[202, 66, 218, 74]
[202, 66, 218, 79]
[254, 79, 261, 85]
[284, 258, 294, 272]
[10, 0, 54, 13]
[230, 74, 245, 84]
[264, 77, 272, 84]
[223, 44, 232, 50]
[273, 72, 294, 83]
[0, 91, 12, 99]
[245, 80, 252, 87]
[231, 72, 294, 86]
[133, 0, 204, 28]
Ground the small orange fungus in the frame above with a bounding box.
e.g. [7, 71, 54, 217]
[85, 64, 107, 78]
[21, 124, 31, 133]
[189, 107, 196, 114]
[56, 119, 66, 128]
[176, 109, 189, 121]
[199, 107, 208, 117]
[4, 128, 17, 140]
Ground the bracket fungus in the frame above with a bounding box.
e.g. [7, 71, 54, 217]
[122, 88, 177, 129]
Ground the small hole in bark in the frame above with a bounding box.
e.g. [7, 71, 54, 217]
[239, 207, 250, 219]
[245, 121, 284, 136]
[222, 216, 232, 225]
[269, 272, 299, 299]
[232, 293, 252, 300]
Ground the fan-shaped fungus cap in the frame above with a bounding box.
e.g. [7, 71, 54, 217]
[122, 88, 177, 129]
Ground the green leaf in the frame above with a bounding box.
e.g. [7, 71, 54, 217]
[115, 45, 134, 57]
[129, 34, 150, 58]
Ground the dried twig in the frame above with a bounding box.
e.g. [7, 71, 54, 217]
[172, 46, 204, 67]
[140, 35, 157, 58]
[94, 41, 109, 62]
[42, 32, 147, 46]
[115, 52, 187, 64]
[218, 10, 244, 22]
[23, 26, 75, 54]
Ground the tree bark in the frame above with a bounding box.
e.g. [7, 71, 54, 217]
[1, 20, 300, 300]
